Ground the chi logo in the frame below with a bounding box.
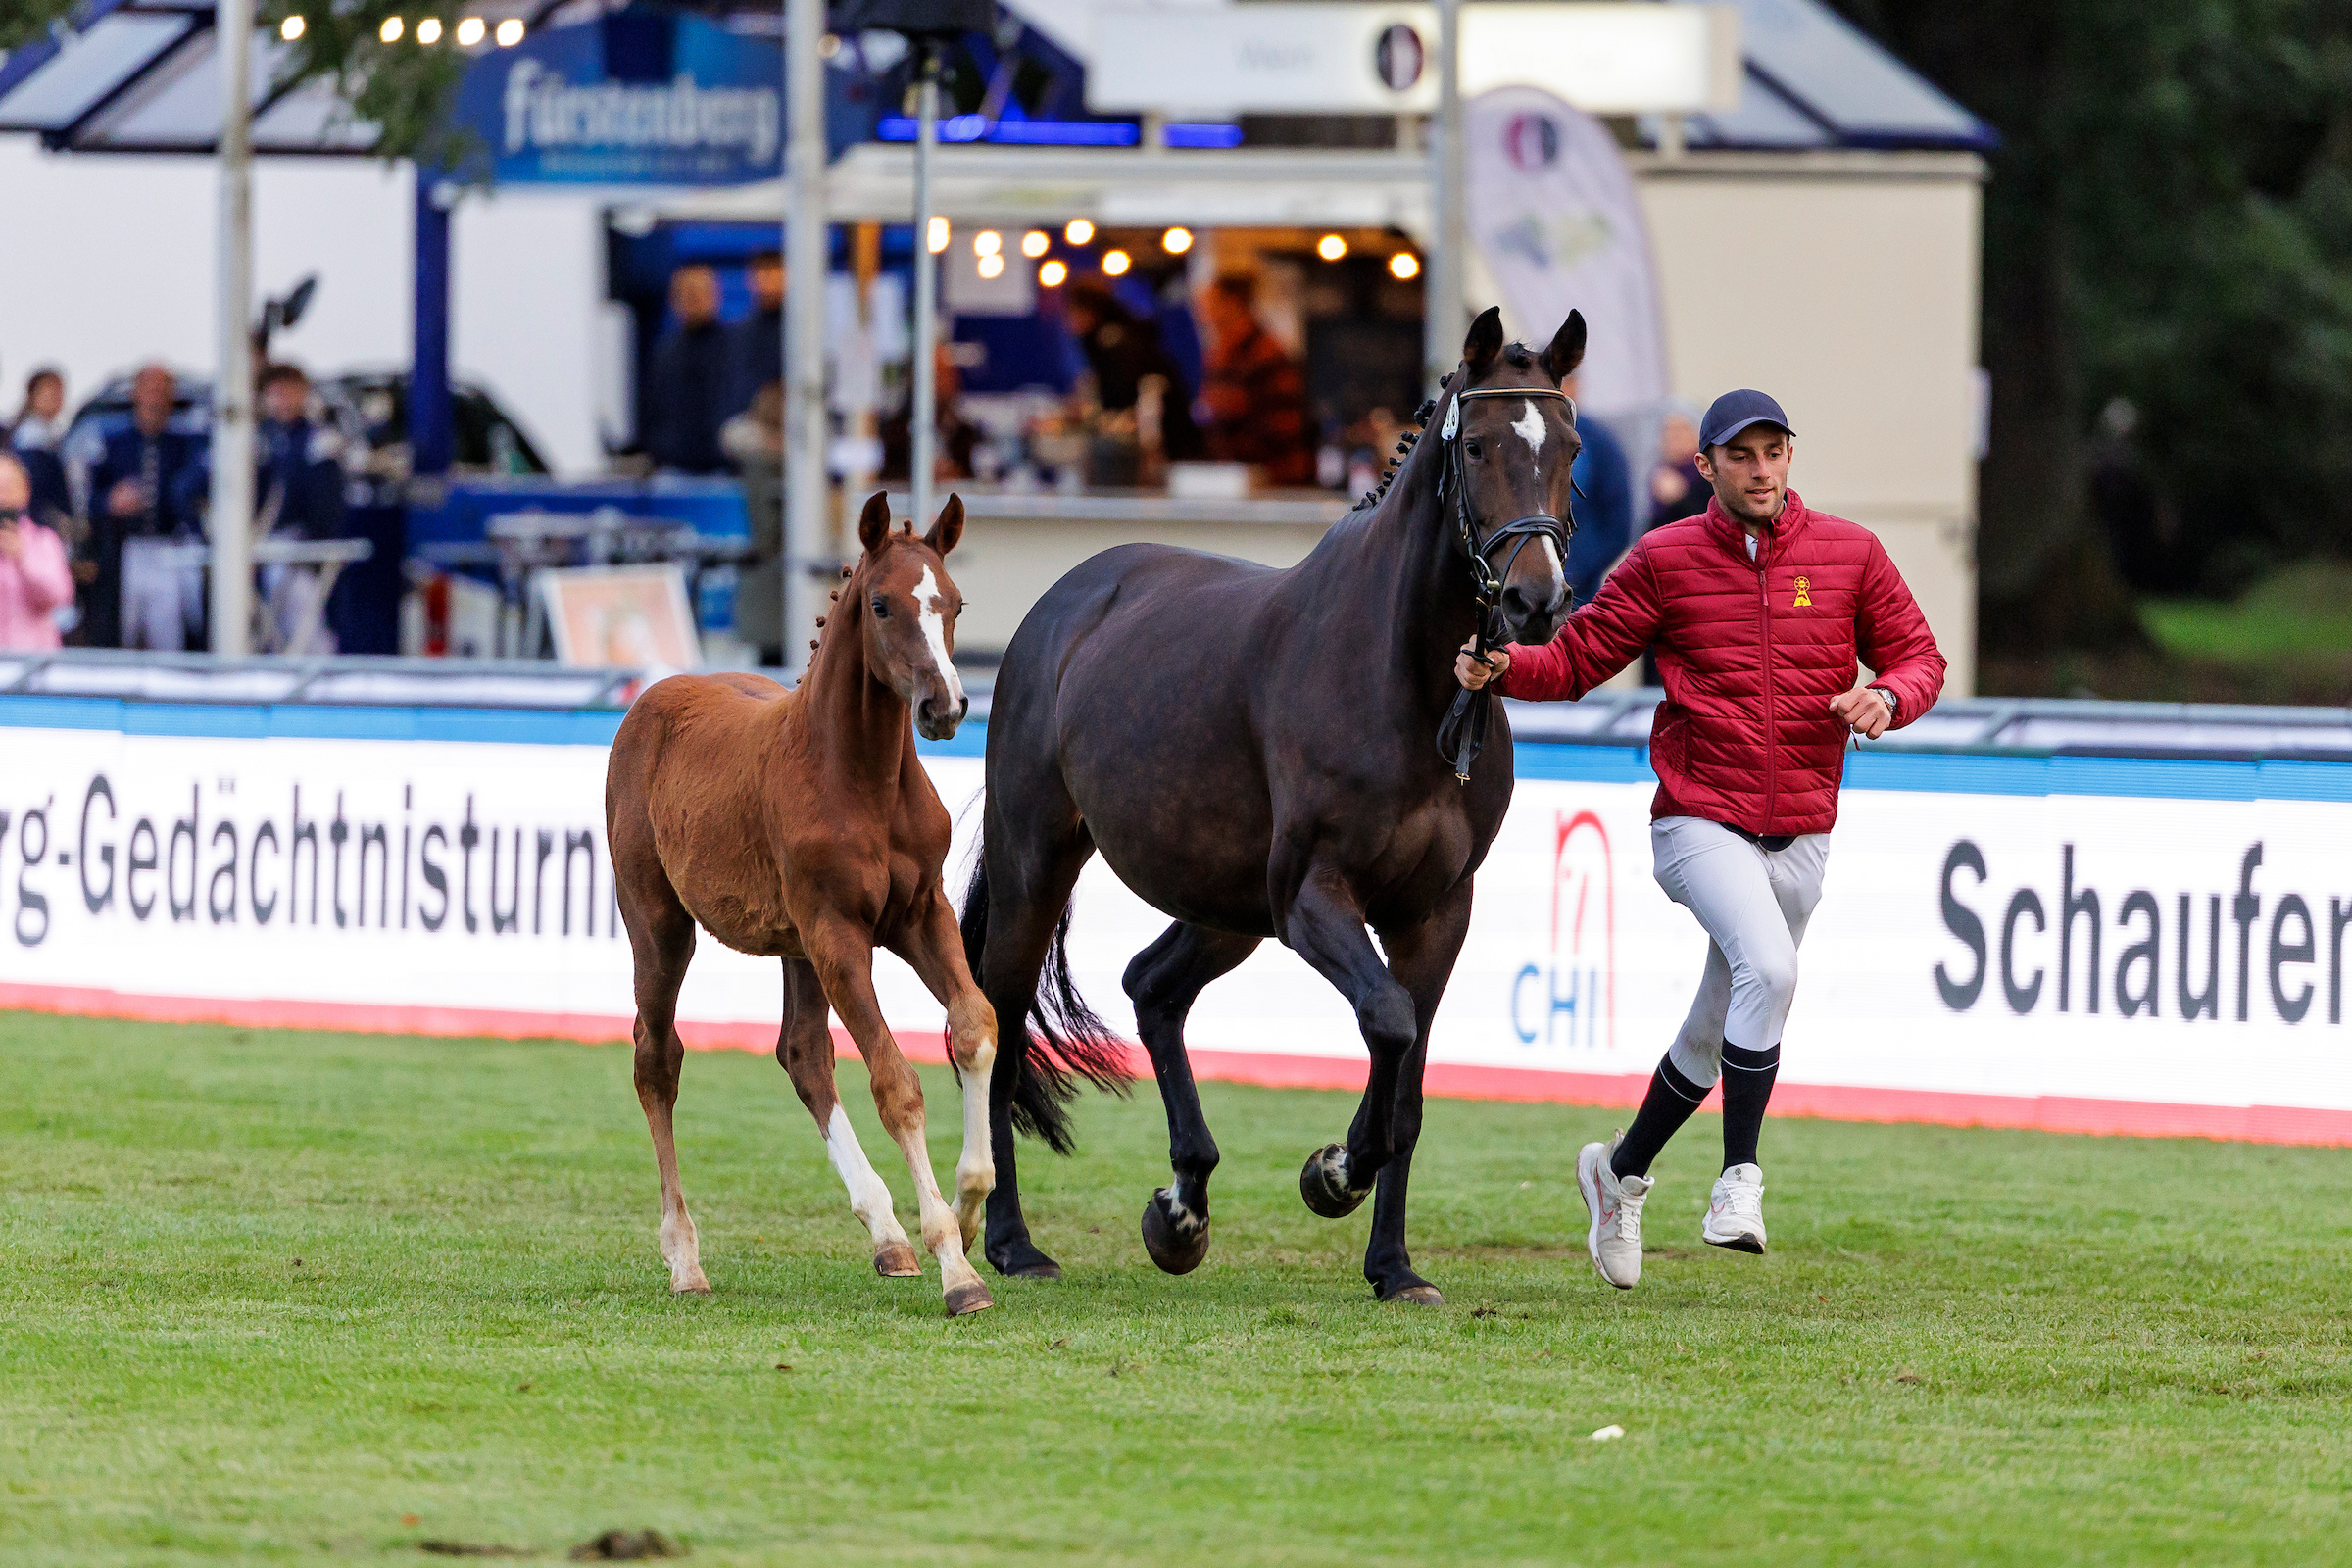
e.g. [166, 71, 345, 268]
[1510, 810, 1615, 1050]
[1792, 574, 1812, 609]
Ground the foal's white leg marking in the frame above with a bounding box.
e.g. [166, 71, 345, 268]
[954, 1054, 995, 1248]
[1512, 398, 1548, 460]
[913, 564, 965, 709]
[659, 1194, 709, 1293]
[891, 1117, 988, 1300]
[824, 1103, 912, 1250]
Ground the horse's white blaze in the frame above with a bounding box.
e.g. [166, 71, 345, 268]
[1512, 398, 1547, 461]
[1540, 535, 1562, 582]
[913, 564, 964, 708]
[825, 1103, 906, 1245]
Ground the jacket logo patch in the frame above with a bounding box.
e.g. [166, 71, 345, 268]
[1792, 574, 1812, 609]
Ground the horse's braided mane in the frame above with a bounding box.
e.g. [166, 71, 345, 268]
[1348, 375, 1447, 513]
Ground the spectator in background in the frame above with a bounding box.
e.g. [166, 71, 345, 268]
[1647, 403, 1707, 532]
[257, 364, 346, 540]
[1061, 279, 1204, 462]
[80, 363, 207, 648]
[1561, 372, 1634, 608]
[881, 342, 983, 484]
[0, 453, 73, 651]
[644, 266, 731, 474]
[6, 367, 72, 531]
[1197, 273, 1312, 487]
[728, 251, 785, 418]
[721, 380, 787, 667]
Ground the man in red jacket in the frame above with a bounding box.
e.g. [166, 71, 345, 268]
[1456, 389, 1946, 1289]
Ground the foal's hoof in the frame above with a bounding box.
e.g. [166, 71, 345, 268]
[1298, 1144, 1369, 1219]
[987, 1239, 1063, 1281]
[944, 1281, 996, 1317]
[873, 1241, 922, 1278]
[1381, 1283, 1445, 1307]
[1140, 1189, 1210, 1276]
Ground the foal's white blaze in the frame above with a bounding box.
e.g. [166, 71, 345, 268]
[1512, 398, 1548, 461]
[824, 1102, 906, 1246]
[912, 564, 964, 709]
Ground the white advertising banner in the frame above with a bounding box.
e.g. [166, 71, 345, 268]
[5, 720, 2350, 1143]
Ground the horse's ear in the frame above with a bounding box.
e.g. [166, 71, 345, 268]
[857, 491, 891, 556]
[1461, 306, 1505, 377]
[1543, 309, 1587, 385]
[924, 493, 965, 558]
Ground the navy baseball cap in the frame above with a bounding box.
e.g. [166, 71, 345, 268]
[1699, 389, 1794, 450]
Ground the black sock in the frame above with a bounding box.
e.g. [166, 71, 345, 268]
[1609, 1054, 1708, 1180]
[1720, 1040, 1781, 1169]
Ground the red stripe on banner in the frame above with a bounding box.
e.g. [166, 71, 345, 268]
[6, 981, 2351, 1148]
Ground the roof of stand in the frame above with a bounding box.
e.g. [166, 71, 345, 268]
[1, 0, 1992, 158]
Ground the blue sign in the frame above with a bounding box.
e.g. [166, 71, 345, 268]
[451, 10, 786, 186]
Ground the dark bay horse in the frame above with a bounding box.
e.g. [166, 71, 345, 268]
[963, 308, 1587, 1302]
[607, 493, 999, 1316]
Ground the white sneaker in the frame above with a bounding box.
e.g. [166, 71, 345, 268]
[1576, 1137, 1650, 1289]
[1703, 1163, 1767, 1253]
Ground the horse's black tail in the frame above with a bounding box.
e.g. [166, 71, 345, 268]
[960, 846, 1132, 1156]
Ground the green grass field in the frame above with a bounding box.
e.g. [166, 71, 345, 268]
[4, 1011, 2350, 1566]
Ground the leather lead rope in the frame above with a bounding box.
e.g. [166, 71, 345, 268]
[1433, 385, 1576, 783]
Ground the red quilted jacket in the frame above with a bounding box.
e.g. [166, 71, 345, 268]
[1497, 491, 1947, 835]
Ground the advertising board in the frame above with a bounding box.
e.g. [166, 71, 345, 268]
[4, 700, 2349, 1145]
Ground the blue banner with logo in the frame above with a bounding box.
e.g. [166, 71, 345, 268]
[451, 9, 796, 186]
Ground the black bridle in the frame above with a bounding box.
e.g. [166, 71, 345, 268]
[1435, 384, 1577, 783]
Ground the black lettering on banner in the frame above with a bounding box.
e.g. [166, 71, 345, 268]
[1936, 840, 1987, 1010]
[2115, 891, 2161, 1018]
[2178, 895, 2222, 1021]
[127, 818, 159, 919]
[208, 819, 239, 924]
[533, 829, 555, 935]
[290, 786, 319, 926]
[419, 824, 449, 931]
[359, 823, 388, 928]
[459, 797, 480, 934]
[401, 785, 414, 931]
[250, 821, 280, 925]
[167, 786, 199, 922]
[2271, 894, 2315, 1024]
[328, 794, 350, 928]
[2059, 845, 2100, 1013]
[14, 800, 49, 947]
[2333, 898, 2352, 1025]
[79, 775, 116, 913]
[564, 830, 597, 936]
[2001, 887, 2045, 1013]
[490, 828, 522, 934]
[2231, 844, 2264, 1023]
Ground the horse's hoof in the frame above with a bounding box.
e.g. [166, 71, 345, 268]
[1140, 1189, 1210, 1275]
[1298, 1144, 1369, 1219]
[873, 1241, 922, 1278]
[670, 1273, 712, 1296]
[987, 1239, 1063, 1280]
[945, 1281, 996, 1317]
[1381, 1283, 1445, 1307]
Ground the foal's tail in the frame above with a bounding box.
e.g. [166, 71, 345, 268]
[960, 850, 1131, 1156]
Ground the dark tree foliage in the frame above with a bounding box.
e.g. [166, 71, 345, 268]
[0, 0, 85, 50]
[1832, 0, 2352, 637]
[263, 2, 478, 171]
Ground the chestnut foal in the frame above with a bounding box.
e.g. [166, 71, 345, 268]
[606, 493, 998, 1316]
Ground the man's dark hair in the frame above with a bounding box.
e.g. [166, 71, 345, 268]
[1208, 272, 1258, 308]
[259, 363, 308, 393]
[751, 250, 783, 269]
[25, 367, 62, 396]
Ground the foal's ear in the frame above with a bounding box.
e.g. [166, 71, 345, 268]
[924, 493, 965, 558]
[1461, 306, 1506, 377]
[857, 491, 891, 556]
[1543, 309, 1588, 385]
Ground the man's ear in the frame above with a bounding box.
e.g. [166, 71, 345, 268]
[1542, 309, 1587, 384]
[923, 492, 965, 558]
[857, 491, 891, 555]
[1461, 306, 1505, 378]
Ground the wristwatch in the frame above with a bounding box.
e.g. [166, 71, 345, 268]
[1868, 687, 1898, 721]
